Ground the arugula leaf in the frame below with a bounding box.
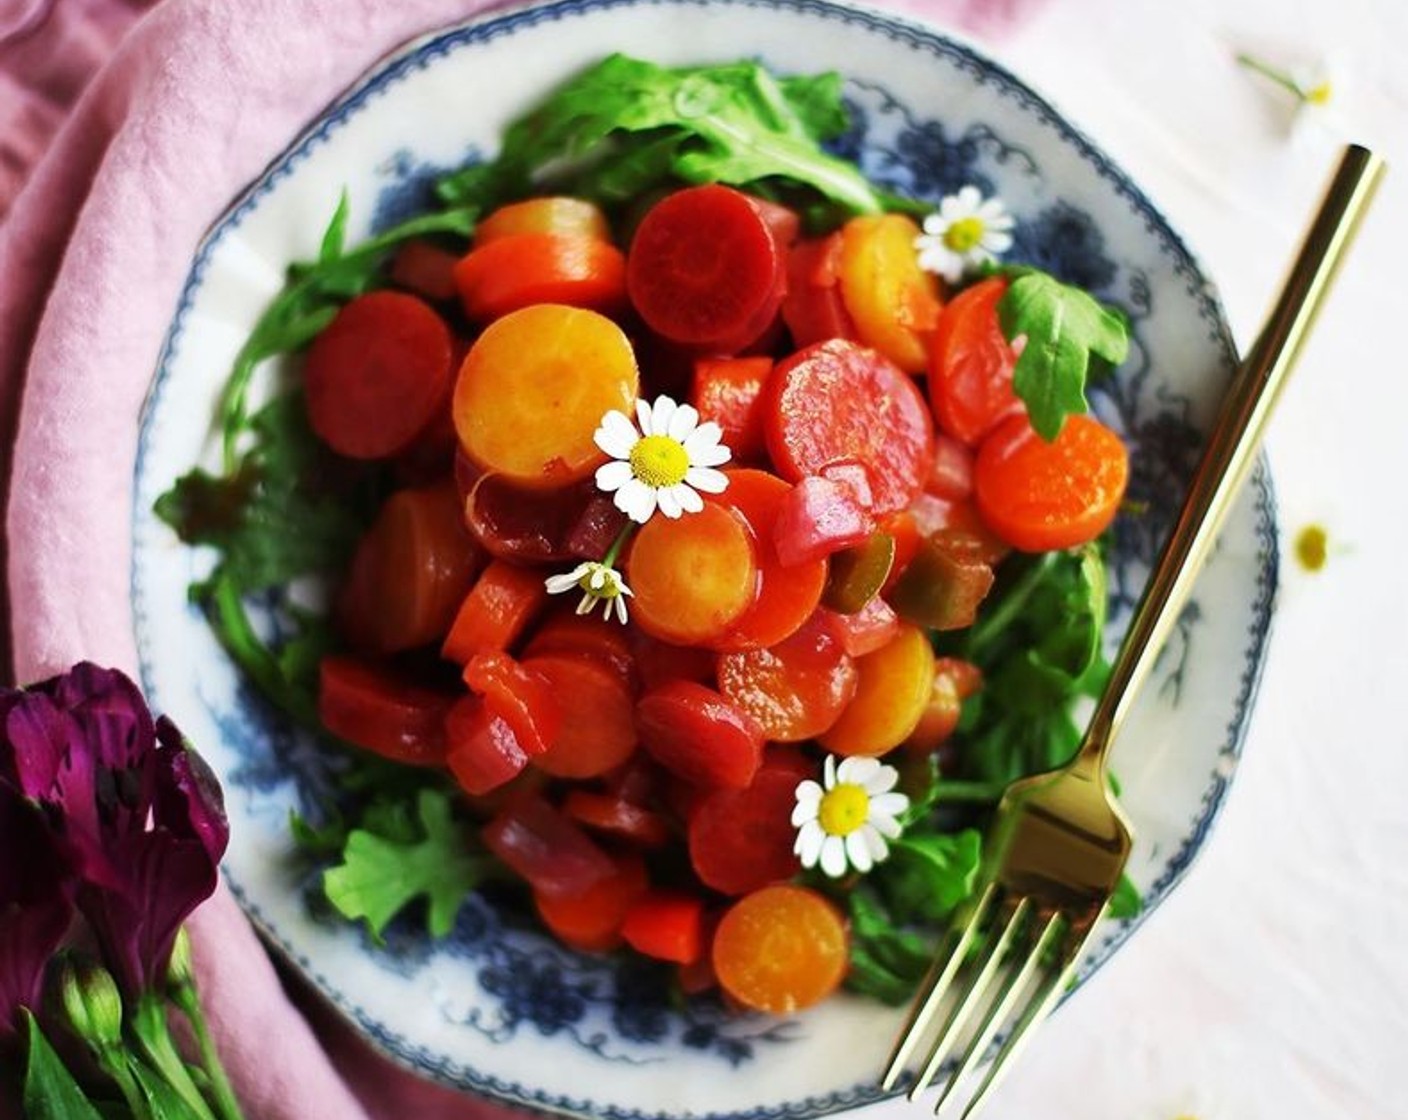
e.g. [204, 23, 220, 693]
[996, 270, 1129, 441]
[1109, 873, 1143, 920]
[436, 54, 886, 216]
[876, 828, 984, 925]
[954, 546, 1110, 785]
[323, 788, 494, 939]
[844, 889, 940, 1005]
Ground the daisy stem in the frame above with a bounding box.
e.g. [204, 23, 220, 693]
[602, 523, 635, 568]
[1235, 52, 1310, 101]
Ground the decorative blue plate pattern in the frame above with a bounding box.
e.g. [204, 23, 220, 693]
[130, 1, 1277, 1117]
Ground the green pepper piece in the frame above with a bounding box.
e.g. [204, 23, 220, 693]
[889, 534, 996, 631]
[823, 532, 896, 614]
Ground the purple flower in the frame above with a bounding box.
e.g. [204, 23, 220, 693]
[0, 781, 74, 1040]
[1, 663, 229, 998]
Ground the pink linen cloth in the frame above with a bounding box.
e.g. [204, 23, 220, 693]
[0, 0, 1041, 1116]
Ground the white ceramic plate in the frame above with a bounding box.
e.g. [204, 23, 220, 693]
[130, 1, 1277, 1116]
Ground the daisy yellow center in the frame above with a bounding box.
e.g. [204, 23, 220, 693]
[1305, 80, 1332, 105]
[578, 571, 621, 599]
[943, 216, 986, 253]
[817, 783, 870, 837]
[629, 435, 690, 488]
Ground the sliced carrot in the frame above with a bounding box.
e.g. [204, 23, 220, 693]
[522, 654, 638, 779]
[441, 560, 549, 664]
[903, 658, 984, 754]
[534, 851, 649, 953]
[317, 655, 454, 766]
[453, 304, 638, 489]
[389, 240, 462, 304]
[562, 790, 672, 849]
[712, 885, 848, 1014]
[635, 680, 763, 790]
[462, 651, 561, 756]
[474, 196, 611, 246]
[713, 469, 827, 652]
[717, 612, 857, 742]
[817, 623, 935, 757]
[625, 500, 759, 647]
[621, 891, 708, 964]
[454, 233, 627, 322]
[445, 697, 530, 795]
[688, 766, 803, 895]
[304, 290, 453, 460]
[973, 413, 1129, 552]
[689, 356, 772, 464]
[838, 213, 943, 373]
[336, 481, 479, 654]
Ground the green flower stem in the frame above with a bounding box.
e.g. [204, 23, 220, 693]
[965, 552, 1058, 659]
[95, 1048, 153, 1120]
[602, 522, 635, 568]
[169, 983, 245, 1120]
[929, 779, 1009, 805]
[1235, 52, 1311, 100]
[131, 991, 218, 1120]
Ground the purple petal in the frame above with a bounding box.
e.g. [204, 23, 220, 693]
[153, 719, 229, 865]
[0, 786, 75, 1037]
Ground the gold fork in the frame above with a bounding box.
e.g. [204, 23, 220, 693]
[880, 143, 1385, 1117]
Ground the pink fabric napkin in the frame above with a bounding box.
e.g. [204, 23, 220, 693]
[0, 0, 1042, 1116]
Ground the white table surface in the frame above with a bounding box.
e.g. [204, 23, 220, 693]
[861, 0, 1408, 1117]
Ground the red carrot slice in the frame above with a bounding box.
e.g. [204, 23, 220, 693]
[627, 184, 785, 352]
[764, 338, 934, 514]
[635, 680, 763, 790]
[687, 766, 804, 895]
[304, 290, 453, 460]
[317, 655, 454, 766]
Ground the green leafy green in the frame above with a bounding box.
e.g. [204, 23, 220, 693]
[435, 54, 885, 216]
[953, 545, 1110, 786]
[323, 789, 495, 940]
[996, 269, 1129, 441]
[21, 1012, 107, 1120]
[875, 829, 983, 925]
[1109, 873, 1143, 920]
[844, 889, 941, 1005]
[155, 392, 378, 727]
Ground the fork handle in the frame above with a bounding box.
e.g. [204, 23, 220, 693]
[1078, 144, 1385, 770]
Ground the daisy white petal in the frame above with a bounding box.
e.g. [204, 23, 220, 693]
[819, 836, 849, 878]
[596, 459, 635, 493]
[673, 483, 704, 514]
[824, 754, 838, 786]
[838, 755, 881, 786]
[869, 810, 904, 841]
[656, 485, 684, 520]
[667, 402, 701, 442]
[860, 822, 890, 862]
[862, 764, 899, 795]
[636, 398, 655, 436]
[651, 395, 678, 436]
[545, 565, 591, 594]
[845, 830, 874, 873]
[683, 420, 726, 456]
[615, 479, 657, 524]
[958, 185, 982, 209]
[869, 791, 910, 819]
[685, 466, 729, 494]
[794, 779, 824, 806]
[987, 231, 1014, 254]
[796, 820, 826, 865]
[595, 410, 640, 459]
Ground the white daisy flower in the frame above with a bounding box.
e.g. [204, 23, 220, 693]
[593, 395, 731, 524]
[914, 186, 1015, 284]
[1236, 49, 1342, 144]
[792, 755, 910, 878]
[544, 560, 633, 624]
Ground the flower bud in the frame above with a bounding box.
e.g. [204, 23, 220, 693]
[58, 956, 124, 1051]
[167, 926, 195, 991]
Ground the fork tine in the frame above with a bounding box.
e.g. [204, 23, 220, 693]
[931, 910, 1066, 1115]
[881, 882, 999, 1092]
[907, 896, 1032, 1101]
[956, 911, 1108, 1120]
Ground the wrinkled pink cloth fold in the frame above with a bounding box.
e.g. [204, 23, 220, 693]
[0, 0, 1040, 1116]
